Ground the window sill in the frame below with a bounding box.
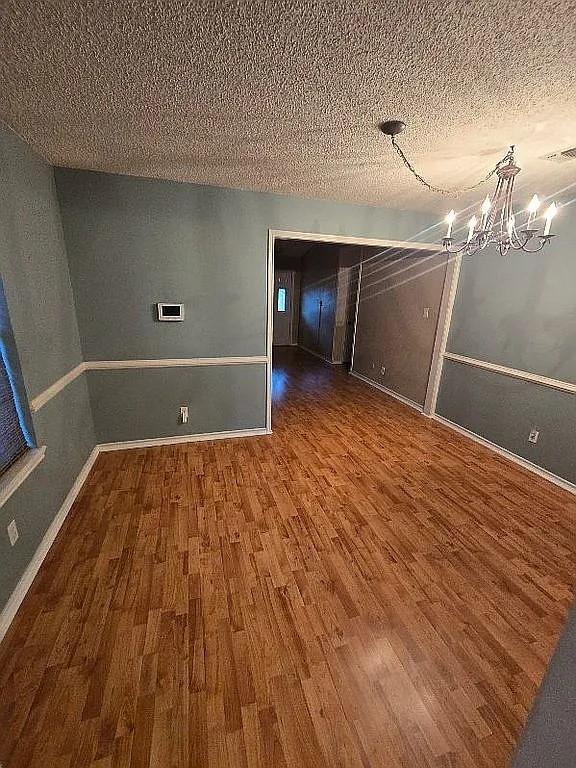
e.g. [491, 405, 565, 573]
[0, 446, 46, 508]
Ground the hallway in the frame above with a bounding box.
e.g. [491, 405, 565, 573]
[1, 348, 575, 768]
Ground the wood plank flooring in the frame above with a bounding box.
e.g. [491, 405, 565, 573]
[1, 346, 576, 768]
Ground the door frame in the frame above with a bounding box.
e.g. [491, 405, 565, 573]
[266, 229, 458, 432]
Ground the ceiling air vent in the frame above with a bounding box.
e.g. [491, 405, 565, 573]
[543, 146, 576, 163]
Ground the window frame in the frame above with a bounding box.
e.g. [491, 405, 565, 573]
[0, 280, 43, 507]
[277, 286, 287, 313]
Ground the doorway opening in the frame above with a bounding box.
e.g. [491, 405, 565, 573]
[266, 231, 454, 432]
[272, 239, 379, 364]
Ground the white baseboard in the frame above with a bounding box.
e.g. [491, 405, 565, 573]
[0, 446, 100, 643]
[350, 371, 423, 413]
[433, 414, 576, 496]
[0, 426, 271, 644]
[97, 427, 270, 452]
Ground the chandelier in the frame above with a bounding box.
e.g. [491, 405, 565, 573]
[380, 120, 559, 256]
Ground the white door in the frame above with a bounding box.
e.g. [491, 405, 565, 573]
[273, 270, 294, 346]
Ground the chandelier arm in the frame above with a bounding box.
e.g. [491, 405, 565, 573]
[390, 137, 513, 196]
[517, 239, 549, 254]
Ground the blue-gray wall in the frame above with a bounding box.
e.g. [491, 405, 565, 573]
[0, 127, 96, 610]
[436, 218, 576, 485]
[54, 168, 436, 442]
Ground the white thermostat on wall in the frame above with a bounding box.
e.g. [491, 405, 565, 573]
[157, 303, 184, 321]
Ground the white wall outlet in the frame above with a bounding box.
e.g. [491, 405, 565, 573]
[423, 307, 430, 319]
[528, 428, 539, 444]
[380, 365, 386, 376]
[179, 405, 189, 424]
[7, 519, 18, 547]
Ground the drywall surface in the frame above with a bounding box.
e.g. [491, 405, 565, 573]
[352, 250, 447, 405]
[56, 170, 437, 361]
[88, 364, 266, 443]
[0, 127, 95, 611]
[447, 221, 576, 382]
[55, 169, 436, 440]
[436, 359, 576, 484]
[437, 216, 575, 484]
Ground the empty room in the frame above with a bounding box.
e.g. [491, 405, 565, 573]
[0, 3, 575, 767]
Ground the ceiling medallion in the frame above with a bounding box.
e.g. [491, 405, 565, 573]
[379, 121, 559, 256]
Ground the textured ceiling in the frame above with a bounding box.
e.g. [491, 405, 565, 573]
[1, 0, 576, 212]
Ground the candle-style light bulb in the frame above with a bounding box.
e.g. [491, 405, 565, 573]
[445, 209, 456, 239]
[480, 196, 491, 230]
[507, 215, 515, 240]
[526, 194, 540, 228]
[543, 202, 557, 236]
[467, 215, 477, 243]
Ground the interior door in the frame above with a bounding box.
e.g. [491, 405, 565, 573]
[273, 270, 294, 346]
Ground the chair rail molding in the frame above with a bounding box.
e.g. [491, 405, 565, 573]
[30, 356, 268, 412]
[443, 352, 576, 395]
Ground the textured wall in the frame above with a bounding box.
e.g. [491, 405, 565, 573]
[437, 217, 576, 483]
[437, 360, 576, 484]
[447, 222, 576, 382]
[88, 365, 266, 444]
[352, 250, 447, 405]
[55, 168, 436, 441]
[0, 127, 95, 611]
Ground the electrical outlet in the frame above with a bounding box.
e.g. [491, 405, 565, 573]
[7, 519, 18, 547]
[179, 405, 189, 424]
[380, 365, 386, 376]
[528, 428, 539, 444]
[423, 306, 430, 319]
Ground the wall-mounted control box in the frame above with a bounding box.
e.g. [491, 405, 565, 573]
[157, 303, 184, 321]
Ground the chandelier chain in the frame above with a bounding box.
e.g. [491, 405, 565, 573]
[390, 137, 515, 196]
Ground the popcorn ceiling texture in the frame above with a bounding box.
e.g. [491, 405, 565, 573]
[0, 0, 575, 211]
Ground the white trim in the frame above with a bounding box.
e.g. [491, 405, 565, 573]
[0, 446, 99, 643]
[97, 427, 270, 452]
[349, 259, 363, 371]
[87, 356, 267, 370]
[268, 229, 441, 252]
[29, 357, 268, 413]
[423, 254, 462, 415]
[30, 363, 86, 412]
[350, 371, 423, 412]
[443, 353, 576, 395]
[0, 446, 46, 508]
[266, 229, 275, 431]
[433, 414, 576, 496]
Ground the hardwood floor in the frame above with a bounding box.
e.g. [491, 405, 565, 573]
[1, 347, 576, 768]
